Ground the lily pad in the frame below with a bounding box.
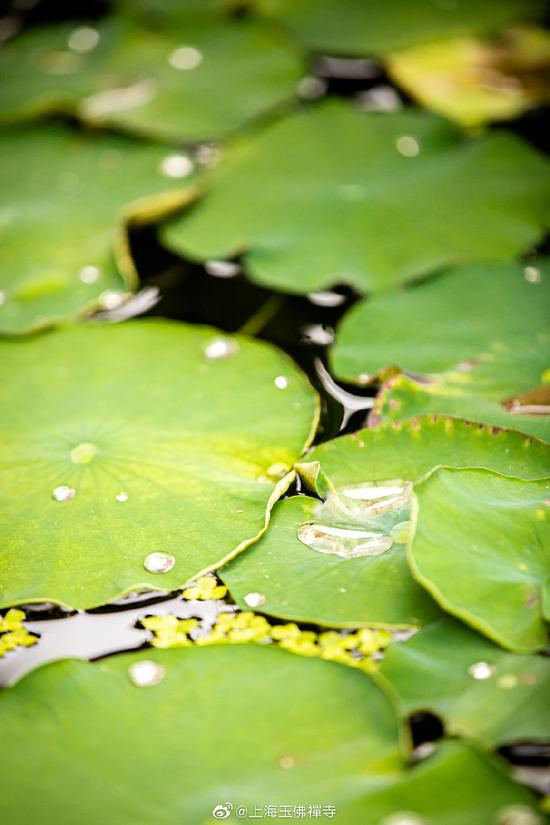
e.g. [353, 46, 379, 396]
[0, 645, 540, 824]
[409, 468, 550, 653]
[0, 320, 318, 610]
[333, 260, 550, 382]
[221, 417, 549, 627]
[162, 101, 550, 295]
[0, 122, 194, 335]
[379, 618, 550, 748]
[371, 335, 550, 441]
[261, 0, 543, 56]
[0, 11, 303, 142]
[387, 25, 550, 128]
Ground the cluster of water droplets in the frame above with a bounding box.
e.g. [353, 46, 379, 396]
[297, 480, 413, 559]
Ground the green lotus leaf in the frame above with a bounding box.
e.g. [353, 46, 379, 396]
[409, 468, 550, 653]
[371, 335, 550, 441]
[0, 320, 318, 610]
[0, 11, 303, 142]
[221, 417, 549, 627]
[0, 645, 540, 825]
[0, 122, 195, 335]
[260, 0, 544, 56]
[333, 260, 550, 383]
[162, 101, 550, 295]
[379, 618, 550, 748]
[387, 25, 550, 128]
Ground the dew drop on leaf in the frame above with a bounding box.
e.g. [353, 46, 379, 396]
[143, 552, 176, 574]
[52, 485, 75, 502]
[297, 522, 394, 559]
[128, 660, 166, 687]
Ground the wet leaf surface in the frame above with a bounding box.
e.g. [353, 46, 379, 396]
[0, 320, 318, 609]
[333, 259, 550, 382]
[221, 417, 549, 627]
[0, 122, 194, 334]
[261, 0, 543, 56]
[163, 102, 550, 295]
[0, 11, 303, 141]
[409, 468, 550, 653]
[379, 618, 550, 748]
[0, 645, 541, 825]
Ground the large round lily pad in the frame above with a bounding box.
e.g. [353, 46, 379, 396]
[409, 468, 550, 653]
[162, 101, 550, 295]
[0, 122, 194, 335]
[0, 11, 302, 142]
[333, 259, 550, 382]
[0, 320, 318, 610]
[379, 618, 550, 748]
[261, 0, 543, 56]
[0, 645, 540, 825]
[221, 417, 549, 627]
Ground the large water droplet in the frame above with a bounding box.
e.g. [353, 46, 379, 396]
[160, 154, 194, 179]
[168, 46, 203, 71]
[79, 265, 100, 284]
[128, 660, 166, 687]
[339, 481, 412, 516]
[298, 522, 393, 558]
[52, 485, 75, 502]
[396, 135, 420, 157]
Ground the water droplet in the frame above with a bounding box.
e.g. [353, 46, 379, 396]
[115, 491, 128, 503]
[70, 442, 96, 464]
[204, 337, 239, 360]
[396, 135, 420, 157]
[468, 661, 494, 680]
[160, 154, 194, 179]
[495, 805, 542, 825]
[205, 259, 240, 278]
[524, 266, 542, 284]
[498, 674, 518, 689]
[52, 485, 75, 502]
[340, 481, 412, 516]
[68, 26, 100, 53]
[298, 522, 393, 558]
[308, 290, 346, 307]
[0, 291, 6, 305]
[144, 552, 176, 574]
[297, 75, 327, 99]
[356, 85, 401, 112]
[278, 754, 295, 769]
[128, 659, 166, 687]
[274, 376, 288, 390]
[80, 79, 157, 118]
[99, 290, 126, 310]
[168, 46, 203, 70]
[79, 265, 101, 284]
[391, 520, 413, 544]
[380, 814, 428, 825]
[244, 592, 266, 608]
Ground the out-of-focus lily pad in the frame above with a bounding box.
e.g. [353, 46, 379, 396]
[221, 417, 549, 628]
[0, 645, 541, 825]
[0, 123, 195, 335]
[333, 260, 550, 383]
[0, 11, 303, 142]
[379, 618, 550, 748]
[259, 0, 543, 56]
[162, 102, 550, 295]
[387, 25, 550, 127]
[409, 468, 550, 653]
[371, 336, 550, 441]
[0, 320, 318, 610]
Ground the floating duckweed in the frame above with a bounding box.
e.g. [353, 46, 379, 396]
[0, 608, 38, 657]
[143, 609, 391, 672]
[182, 575, 227, 600]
